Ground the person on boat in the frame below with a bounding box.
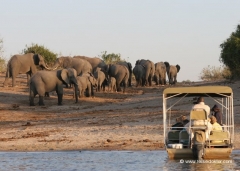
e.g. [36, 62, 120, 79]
[211, 104, 223, 126]
[171, 115, 189, 130]
[210, 116, 222, 131]
[192, 96, 211, 116]
[184, 117, 212, 139]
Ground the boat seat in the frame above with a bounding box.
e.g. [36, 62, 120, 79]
[190, 109, 207, 120]
[167, 130, 180, 144]
[179, 130, 190, 147]
[206, 131, 230, 147]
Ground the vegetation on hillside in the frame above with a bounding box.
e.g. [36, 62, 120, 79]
[23, 43, 57, 65]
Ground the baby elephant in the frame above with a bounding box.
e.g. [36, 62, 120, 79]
[108, 77, 117, 92]
[29, 68, 78, 106]
[74, 73, 97, 102]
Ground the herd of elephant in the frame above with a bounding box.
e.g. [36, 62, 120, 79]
[2, 53, 180, 106]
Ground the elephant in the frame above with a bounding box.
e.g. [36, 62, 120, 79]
[74, 73, 97, 101]
[164, 62, 180, 85]
[51, 57, 92, 75]
[135, 59, 155, 86]
[102, 64, 129, 93]
[116, 61, 132, 87]
[73, 56, 106, 72]
[133, 64, 146, 87]
[29, 68, 78, 106]
[154, 62, 167, 86]
[93, 67, 106, 92]
[3, 53, 50, 87]
[108, 77, 117, 92]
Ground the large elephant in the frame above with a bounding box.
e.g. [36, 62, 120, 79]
[74, 73, 97, 101]
[135, 59, 155, 86]
[73, 56, 106, 72]
[164, 62, 180, 85]
[3, 53, 50, 87]
[93, 67, 106, 92]
[154, 62, 167, 86]
[29, 68, 78, 106]
[116, 61, 132, 87]
[51, 57, 92, 75]
[102, 64, 129, 93]
[133, 64, 146, 87]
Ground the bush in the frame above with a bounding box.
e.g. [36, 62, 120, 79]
[99, 51, 124, 64]
[199, 65, 231, 81]
[23, 43, 57, 65]
[0, 57, 6, 72]
[0, 37, 6, 72]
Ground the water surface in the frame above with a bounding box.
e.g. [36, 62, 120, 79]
[0, 150, 239, 171]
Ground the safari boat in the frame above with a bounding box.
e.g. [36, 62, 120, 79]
[163, 86, 234, 159]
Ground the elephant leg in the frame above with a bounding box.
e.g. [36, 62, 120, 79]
[128, 73, 132, 87]
[3, 77, 10, 87]
[27, 74, 31, 86]
[91, 85, 94, 97]
[57, 93, 63, 105]
[98, 84, 101, 92]
[116, 82, 121, 92]
[12, 75, 17, 87]
[45, 92, 50, 97]
[29, 94, 35, 106]
[148, 76, 152, 86]
[174, 76, 177, 84]
[122, 82, 127, 93]
[38, 96, 45, 106]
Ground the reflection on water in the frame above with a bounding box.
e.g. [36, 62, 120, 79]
[0, 150, 239, 171]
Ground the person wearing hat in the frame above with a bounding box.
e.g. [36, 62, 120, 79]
[211, 104, 222, 125]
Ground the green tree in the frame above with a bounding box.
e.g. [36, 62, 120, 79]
[220, 24, 240, 79]
[99, 51, 123, 64]
[0, 37, 6, 72]
[23, 43, 57, 64]
[199, 65, 231, 81]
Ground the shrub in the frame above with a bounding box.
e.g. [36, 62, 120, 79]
[199, 65, 231, 81]
[23, 43, 57, 65]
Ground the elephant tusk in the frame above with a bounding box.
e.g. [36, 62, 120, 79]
[51, 66, 59, 70]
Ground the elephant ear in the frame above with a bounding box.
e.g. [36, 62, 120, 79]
[164, 62, 170, 68]
[135, 60, 140, 65]
[61, 69, 70, 84]
[88, 76, 96, 85]
[176, 65, 180, 73]
[33, 54, 40, 65]
[127, 62, 132, 70]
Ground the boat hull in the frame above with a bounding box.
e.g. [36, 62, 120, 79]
[166, 148, 232, 159]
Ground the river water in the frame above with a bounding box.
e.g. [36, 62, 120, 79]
[0, 150, 239, 171]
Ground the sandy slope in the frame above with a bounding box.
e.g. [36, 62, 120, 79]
[0, 73, 239, 151]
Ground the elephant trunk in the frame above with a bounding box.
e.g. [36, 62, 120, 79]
[50, 63, 60, 70]
[41, 63, 52, 70]
[74, 84, 78, 103]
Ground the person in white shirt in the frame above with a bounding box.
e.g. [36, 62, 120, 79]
[192, 97, 210, 116]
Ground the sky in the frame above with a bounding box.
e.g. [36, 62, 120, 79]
[1, 0, 240, 81]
